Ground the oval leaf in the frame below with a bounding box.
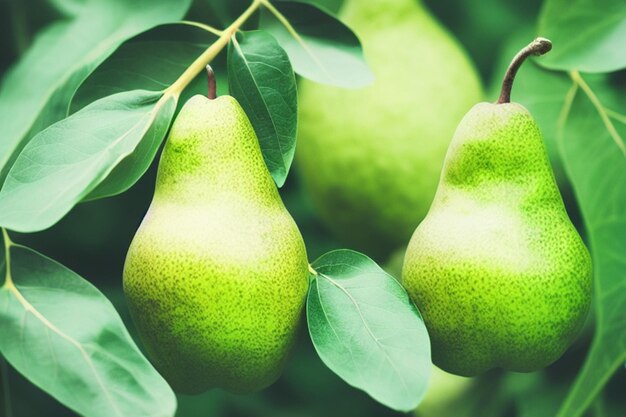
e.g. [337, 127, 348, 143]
[259, 1, 373, 88]
[205, 0, 261, 29]
[0, 90, 177, 233]
[50, 0, 87, 16]
[228, 30, 298, 187]
[307, 249, 431, 412]
[555, 77, 626, 417]
[538, 0, 626, 72]
[71, 23, 219, 112]
[291, 0, 344, 14]
[0, 0, 191, 180]
[0, 242, 176, 417]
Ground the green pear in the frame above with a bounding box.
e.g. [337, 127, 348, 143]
[402, 38, 592, 376]
[296, 0, 483, 260]
[123, 90, 309, 394]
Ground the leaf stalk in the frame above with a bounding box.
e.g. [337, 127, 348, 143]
[165, 0, 263, 98]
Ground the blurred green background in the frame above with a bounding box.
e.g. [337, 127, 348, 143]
[0, 0, 624, 416]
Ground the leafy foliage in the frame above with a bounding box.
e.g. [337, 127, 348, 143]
[0, 90, 177, 232]
[71, 23, 218, 112]
[555, 74, 626, 417]
[49, 0, 87, 16]
[228, 30, 298, 187]
[205, 0, 261, 28]
[307, 250, 431, 412]
[0, 0, 192, 181]
[260, 0, 373, 88]
[538, 0, 626, 72]
[0, 239, 176, 417]
[0, 0, 625, 416]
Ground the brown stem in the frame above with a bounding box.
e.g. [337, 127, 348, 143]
[206, 65, 217, 100]
[497, 37, 552, 104]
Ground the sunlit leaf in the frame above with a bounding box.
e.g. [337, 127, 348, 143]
[228, 30, 297, 187]
[282, 0, 344, 15]
[259, 0, 373, 88]
[307, 249, 431, 412]
[205, 0, 260, 29]
[49, 0, 87, 16]
[555, 75, 626, 417]
[0, 241, 176, 417]
[71, 23, 220, 112]
[538, 0, 626, 72]
[0, 0, 192, 181]
[0, 90, 177, 232]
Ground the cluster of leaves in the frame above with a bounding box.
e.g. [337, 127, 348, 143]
[0, 0, 624, 416]
[0, 0, 428, 415]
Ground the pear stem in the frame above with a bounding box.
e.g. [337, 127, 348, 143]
[206, 65, 217, 100]
[497, 37, 552, 104]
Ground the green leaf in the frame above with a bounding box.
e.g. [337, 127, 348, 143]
[69, 24, 229, 201]
[228, 30, 297, 187]
[49, 0, 87, 16]
[259, 0, 373, 88]
[278, 0, 345, 15]
[0, 90, 177, 233]
[538, 0, 626, 72]
[84, 92, 178, 201]
[0, 0, 192, 181]
[307, 249, 431, 412]
[0, 241, 176, 417]
[71, 23, 219, 112]
[205, 0, 260, 29]
[555, 75, 626, 417]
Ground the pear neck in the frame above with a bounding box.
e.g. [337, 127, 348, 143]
[440, 103, 554, 193]
[153, 95, 279, 207]
[153, 137, 278, 205]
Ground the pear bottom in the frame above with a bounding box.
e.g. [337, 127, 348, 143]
[124, 203, 309, 394]
[403, 208, 592, 377]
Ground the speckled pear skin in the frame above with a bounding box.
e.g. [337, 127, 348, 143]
[123, 95, 309, 394]
[296, 0, 483, 260]
[402, 102, 592, 376]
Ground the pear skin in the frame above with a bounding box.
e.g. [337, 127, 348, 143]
[123, 95, 309, 394]
[296, 0, 483, 260]
[402, 39, 592, 376]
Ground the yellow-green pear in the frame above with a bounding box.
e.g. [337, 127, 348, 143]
[403, 39, 592, 376]
[123, 82, 309, 394]
[296, 0, 483, 260]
